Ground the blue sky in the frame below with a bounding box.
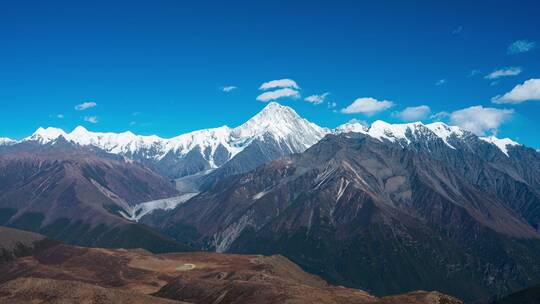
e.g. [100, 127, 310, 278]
[1, 0, 539, 148]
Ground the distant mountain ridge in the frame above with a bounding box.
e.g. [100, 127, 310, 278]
[19, 103, 328, 178]
[2, 102, 527, 180]
[0, 138, 15, 146]
[491, 284, 540, 304]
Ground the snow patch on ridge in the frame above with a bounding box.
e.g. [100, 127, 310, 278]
[253, 190, 270, 200]
[212, 210, 254, 252]
[336, 120, 469, 150]
[334, 121, 368, 134]
[367, 120, 419, 144]
[27, 127, 68, 144]
[336, 178, 350, 202]
[0, 137, 15, 146]
[480, 136, 520, 156]
[425, 122, 464, 149]
[122, 192, 199, 222]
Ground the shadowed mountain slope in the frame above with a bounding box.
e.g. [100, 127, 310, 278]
[490, 284, 540, 304]
[155, 132, 540, 302]
[0, 226, 58, 264]
[0, 140, 190, 253]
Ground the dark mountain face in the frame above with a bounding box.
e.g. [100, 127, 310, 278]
[0, 140, 190, 253]
[490, 284, 540, 304]
[198, 133, 313, 190]
[154, 133, 540, 302]
[128, 144, 233, 179]
[0, 226, 58, 264]
[403, 131, 540, 233]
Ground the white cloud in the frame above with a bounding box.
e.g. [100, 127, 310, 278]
[492, 78, 540, 104]
[341, 97, 394, 116]
[348, 118, 367, 124]
[336, 118, 369, 133]
[259, 79, 299, 90]
[484, 67, 522, 79]
[449, 106, 513, 135]
[431, 111, 450, 121]
[57, 114, 64, 119]
[507, 40, 536, 54]
[393, 105, 431, 122]
[435, 79, 447, 86]
[84, 116, 98, 124]
[75, 101, 97, 111]
[221, 86, 237, 92]
[256, 88, 300, 102]
[328, 101, 337, 109]
[304, 92, 330, 105]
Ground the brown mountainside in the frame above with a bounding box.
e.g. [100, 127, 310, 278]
[0, 140, 189, 252]
[0, 229, 462, 304]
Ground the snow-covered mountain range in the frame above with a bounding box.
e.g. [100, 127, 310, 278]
[0, 138, 16, 146]
[24, 102, 327, 157]
[344, 120, 520, 156]
[19, 103, 328, 178]
[2, 102, 523, 177]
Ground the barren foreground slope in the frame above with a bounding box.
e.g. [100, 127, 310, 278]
[0, 237, 461, 304]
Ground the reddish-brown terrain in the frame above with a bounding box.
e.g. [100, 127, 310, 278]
[0, 229, 462, 304]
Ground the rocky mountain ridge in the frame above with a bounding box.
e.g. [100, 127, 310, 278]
[151, 131, 540, 302]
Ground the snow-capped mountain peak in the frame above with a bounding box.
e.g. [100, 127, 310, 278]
[233, 102, 314, 138]
[479, 136, 520, 156]
[15, 103, 326, 176]
[63, 126, 155, 154]
[27, 127, 68, 144]
[343, 120, 468, 149]
[165, 126, 234, 165]
[0, 137, 16, 146]
[334, 121, 368, 134]
[230, 102, 329, 153]
[367, 120, 424, 144]
[424, 122, 465, 148]
[335, 120, 519, 156]
[71, 125, 90, 134]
